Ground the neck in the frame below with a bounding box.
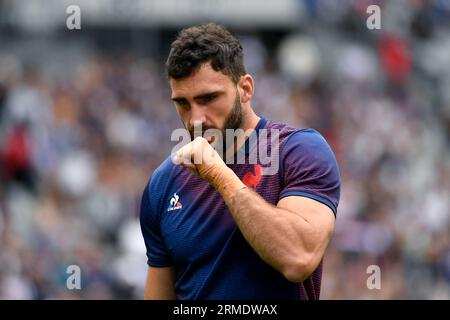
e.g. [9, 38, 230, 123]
[241, 106, 261, 133]
[224, 105, 261, 161]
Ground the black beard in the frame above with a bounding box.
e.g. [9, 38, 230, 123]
[223, 91, 244, 133]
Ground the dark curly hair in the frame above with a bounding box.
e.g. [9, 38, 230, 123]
[166, 23, 246, 84]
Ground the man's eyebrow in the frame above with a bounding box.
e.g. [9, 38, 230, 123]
[171, 97, 186, 102]
[193, 91, 222, 100]
[172, 91, 223, 102]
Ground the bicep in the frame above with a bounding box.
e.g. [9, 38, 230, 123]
[144, 266, 176, 300]
[277, 196, 335, 262]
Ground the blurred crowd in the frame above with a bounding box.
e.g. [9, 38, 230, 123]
[1, 0, 450, 299]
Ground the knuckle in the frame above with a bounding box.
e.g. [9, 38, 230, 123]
[194, 136, 207, 147]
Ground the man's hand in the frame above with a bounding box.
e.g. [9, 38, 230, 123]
[173, 136, 246, 201]
[173, 136, 225, 182]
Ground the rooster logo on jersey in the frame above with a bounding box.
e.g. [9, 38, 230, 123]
[167, 193, 183, 212]
[243, 164, 263, 190]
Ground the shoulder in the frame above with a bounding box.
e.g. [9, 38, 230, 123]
[280, 127, 339, 174]
[283, 128, 334, 155]
[264, 119, 298, 144]
[264, 119, 333, 156]
[148, 156, 178, 188]
[268, 124, 341, 215]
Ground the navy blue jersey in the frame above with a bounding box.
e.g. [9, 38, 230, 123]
[140, 117, 340, 299]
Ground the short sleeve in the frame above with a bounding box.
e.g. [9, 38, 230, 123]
[279, 129, 341, 216]
[140, 181, 174, 267]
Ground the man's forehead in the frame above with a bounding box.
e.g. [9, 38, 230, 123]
[170, 63, 233, 98]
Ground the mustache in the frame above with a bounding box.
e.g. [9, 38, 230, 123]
[188, 125, 220, 139]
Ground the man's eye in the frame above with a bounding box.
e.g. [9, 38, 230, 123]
[200, 95, 217, 103]
[177, 101, 189, 108]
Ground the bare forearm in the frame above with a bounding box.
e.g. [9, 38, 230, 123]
[228, 187, 313, 277]
[211, 169, 316, 281]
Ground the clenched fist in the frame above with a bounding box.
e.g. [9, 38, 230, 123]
[173, 136, 226, 183]
[173, 136, 247, 201]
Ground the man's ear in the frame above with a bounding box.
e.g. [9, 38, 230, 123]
[238, 74, 254, 104]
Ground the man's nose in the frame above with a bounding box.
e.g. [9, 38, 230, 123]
[189, 105, 206, 129]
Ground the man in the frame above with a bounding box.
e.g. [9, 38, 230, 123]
[140, 23, 340, 300]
